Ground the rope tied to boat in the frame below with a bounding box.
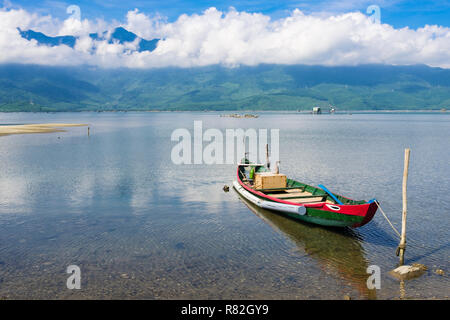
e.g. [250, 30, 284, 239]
[374, 200, 401, 238]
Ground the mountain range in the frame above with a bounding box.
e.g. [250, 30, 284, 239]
[18, 27, 159, 52]
[0, 63, 449, 111]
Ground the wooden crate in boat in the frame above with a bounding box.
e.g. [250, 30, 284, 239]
[254, 172, 287, 190]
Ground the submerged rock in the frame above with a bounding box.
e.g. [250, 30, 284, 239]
[389, 264, 427, 280]
[434, 269, 445, 276]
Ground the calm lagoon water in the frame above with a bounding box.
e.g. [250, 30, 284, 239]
[0, 112, 449, 299]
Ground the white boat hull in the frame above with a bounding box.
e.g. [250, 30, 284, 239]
[233, 181, 306, 216]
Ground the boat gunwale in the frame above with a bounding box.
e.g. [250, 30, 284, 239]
[237, 167, 331, 208]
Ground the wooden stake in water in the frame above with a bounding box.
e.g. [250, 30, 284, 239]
[88, 127, 90, 137]
[266, 144, 270, 169]
[398, 148, 410, 266]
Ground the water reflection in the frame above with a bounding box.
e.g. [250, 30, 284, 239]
[235, 190, 377, 299]
[0, 176, 30, 213]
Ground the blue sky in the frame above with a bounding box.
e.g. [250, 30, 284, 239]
[6, 0, 450, 29]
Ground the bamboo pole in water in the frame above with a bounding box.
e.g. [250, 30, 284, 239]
[398, 148, 410, 265]
[266, 144, 270, 169]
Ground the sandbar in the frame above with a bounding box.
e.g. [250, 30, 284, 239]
[0, 123, 88, 137]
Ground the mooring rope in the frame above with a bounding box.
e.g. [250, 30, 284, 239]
[374, 200, 401, 238]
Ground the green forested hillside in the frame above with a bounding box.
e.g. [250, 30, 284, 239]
[0, 64, 449, 111]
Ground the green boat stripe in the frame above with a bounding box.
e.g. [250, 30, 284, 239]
[306, 208, 364, 223]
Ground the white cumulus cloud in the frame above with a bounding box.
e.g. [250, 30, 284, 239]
[0, 6, 449, 68]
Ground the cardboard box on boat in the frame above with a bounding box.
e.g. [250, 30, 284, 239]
[254, 172, 287, 190]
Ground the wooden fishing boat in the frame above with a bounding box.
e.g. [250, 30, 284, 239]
[234, 160, 378, 228]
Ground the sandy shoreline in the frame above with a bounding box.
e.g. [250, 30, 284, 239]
[0, 123, 88, 137]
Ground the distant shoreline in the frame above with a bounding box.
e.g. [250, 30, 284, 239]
[0, 109, 447, 114]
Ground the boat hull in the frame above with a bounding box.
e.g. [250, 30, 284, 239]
[234, 166, 378, 228]
[233, 181, 363, 227]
